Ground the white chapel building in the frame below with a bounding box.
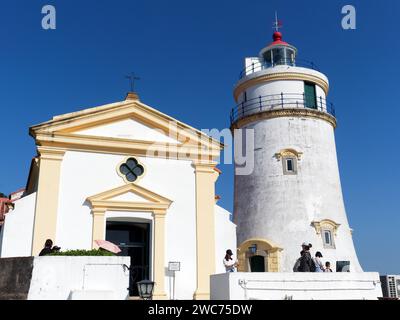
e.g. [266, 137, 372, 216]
[0, 92, 236, 300]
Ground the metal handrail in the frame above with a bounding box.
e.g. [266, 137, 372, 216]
[230, 93, 335, 124]
[239, 58, 319, 79]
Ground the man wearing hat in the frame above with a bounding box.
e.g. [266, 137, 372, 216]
[298, 242, 314, 272]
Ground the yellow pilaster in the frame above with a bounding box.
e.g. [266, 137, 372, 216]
[193, 161, 217, 300]
[31, 147, 65, 255]
[91, 208, 106, 247]
[152, 210, 167, 300]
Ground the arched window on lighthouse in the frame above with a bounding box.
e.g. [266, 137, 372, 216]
[285, 158, 296, 174]
[275, 149, 302, 175]
[311, 219, 341, 249]
[322, 229, 335, 248]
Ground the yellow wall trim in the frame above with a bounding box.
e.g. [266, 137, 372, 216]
[30, 100, 223, 152]
[86, 183, 172, 299]
[192, 161, 218, 300]
[311, 219, 341, 236]
[116, 156, 146, 184]
[31, 147, 65, 255]
[275, 148, 303, 160]
[237, 238, 283, 273]
[231, 108, 337, 130]
[86, 183, 172, 210]
[35, 132, 220, 161]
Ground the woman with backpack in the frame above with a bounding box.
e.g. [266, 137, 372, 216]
[297, 243, 315, 272]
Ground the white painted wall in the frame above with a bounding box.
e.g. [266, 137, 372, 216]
[238, 81, 327, 114]
[214, 205, 237, 274]
[28, 256, 130, 300]
[234, 116, 362, 273]
[55, 150, 198, 299]
[0, 193, 36, 257]
[237, 64, 329, 90]
[237, 64, 329, 117]
[76, 118, 178, 143]
[211, 272, 383, 300]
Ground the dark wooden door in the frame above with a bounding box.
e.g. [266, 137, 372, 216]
[250, 255, 265, 272]
[304, 82, 317, 109]
[106, 222, 150, 296]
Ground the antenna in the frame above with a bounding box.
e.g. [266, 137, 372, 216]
[273, 11, 283, 32]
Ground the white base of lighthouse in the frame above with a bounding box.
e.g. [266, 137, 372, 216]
[211, 272, 382, 300]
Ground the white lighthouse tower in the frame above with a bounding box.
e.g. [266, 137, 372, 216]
[231, 24, 362, 273]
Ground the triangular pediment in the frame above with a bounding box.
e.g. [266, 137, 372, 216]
[107, 191, 151, 203]
[29, 97, 222, 150]
[74, 118, 180, 144]
[86, 183, 172, 213]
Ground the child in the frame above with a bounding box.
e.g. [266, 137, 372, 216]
[324, 261, 333, 272]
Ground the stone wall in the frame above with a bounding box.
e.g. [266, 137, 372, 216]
[0, 256, 130, 300]
[0, 257, 34, 300]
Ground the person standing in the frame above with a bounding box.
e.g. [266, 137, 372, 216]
[38, 239, 60, 256]
[298, 243, 314, 272]
[293, 252, 302, 272]
[223, 249, 238, 272]
[313, 251, 325, 272]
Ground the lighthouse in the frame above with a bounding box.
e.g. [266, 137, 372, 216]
[231, 25, 363, 273]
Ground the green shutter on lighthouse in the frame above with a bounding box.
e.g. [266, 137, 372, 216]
[304, 82, 317, 109]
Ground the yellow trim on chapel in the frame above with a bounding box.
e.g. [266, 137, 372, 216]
[31, 147, 65, 255]
[86, 183, 172, 300]
[29, 96, 223, 162]
[28, 95, 222, 300]
[116, 156, 146, 184]
[192, 161, 219, 300]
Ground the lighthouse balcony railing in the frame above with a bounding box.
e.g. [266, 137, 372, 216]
[239, 58, 319, 79]
[230, 93, 335, 124]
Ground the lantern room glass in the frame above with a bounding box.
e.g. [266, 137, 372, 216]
[263, 47, 296, 67]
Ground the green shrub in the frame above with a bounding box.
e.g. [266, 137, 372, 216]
[49, 249, 115, 256]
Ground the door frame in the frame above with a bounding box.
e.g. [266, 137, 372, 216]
[106, 220, 152, 296]
[86, 183, 172, 299]
[304, 81, 317, 109]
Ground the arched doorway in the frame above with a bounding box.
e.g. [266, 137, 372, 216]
[249, 255, 266, 272]
[237, 238, 283, 272]
[86, 183, 172, 299]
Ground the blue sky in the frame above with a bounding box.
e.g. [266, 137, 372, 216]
[0, 0, 399, 274]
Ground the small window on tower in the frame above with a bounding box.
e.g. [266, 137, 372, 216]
[322, 229, 335, 249]
[282, 157, 297, 175]
[286, 159, 294, 172]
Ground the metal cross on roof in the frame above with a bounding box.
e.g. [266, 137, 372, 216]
[272, 11, 283, 32]
[125, 72, 140, 92]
